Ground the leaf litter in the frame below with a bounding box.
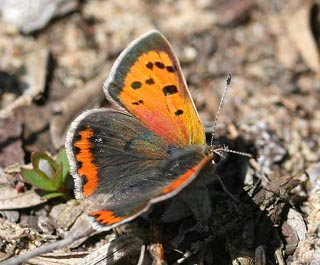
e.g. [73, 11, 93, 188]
[0, 0, 319, 264]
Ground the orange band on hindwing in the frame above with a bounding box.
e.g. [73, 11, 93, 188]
[90, 210, 126, 225]
[74, 127, 99, 196]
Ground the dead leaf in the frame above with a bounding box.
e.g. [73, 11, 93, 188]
[50, 199, 84, 230]
[26, 251, 88, 265]
[215, 0, 253, 27]
[0, 218, 29, 241]
[0, 116, 24, 168]
[50, 69, 107, 149]
[0, 47, 50, 118]
[82, 235, 144, 265]
[0, 185, 47, 210]
[285, 1, 320, 72]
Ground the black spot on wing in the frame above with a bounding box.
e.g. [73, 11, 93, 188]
[163, 85, 178, 96]
[145, 78, 155, 85]
[175, 109, 183, 116]
[75, 159, 82, 171]
[81, 175, 88, 186]
[131, 81, 142, 89]
[73, 130, 83, 163]
[146, 62, 153, 70]
[155, 61, 165, 69]
[166, 66, 175, 72]
[132, 100, 144, 105]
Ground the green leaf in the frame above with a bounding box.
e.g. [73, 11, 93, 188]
[40, 191, 66, 200]
[21, 150, 72, 200]
[32, 152, 58, 178]
[51, 166, 64, 190]
[56, 149, 70, 183]
[21, 168, 56, 191]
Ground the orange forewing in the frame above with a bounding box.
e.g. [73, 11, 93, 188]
[105, 31, 206, 147]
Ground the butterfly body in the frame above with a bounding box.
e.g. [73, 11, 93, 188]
[66, 30, 218, 230]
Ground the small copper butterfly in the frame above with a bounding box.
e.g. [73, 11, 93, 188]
[65, 30, 223, 231]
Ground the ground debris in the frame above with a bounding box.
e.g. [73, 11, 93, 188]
[0, 0, 318, 264]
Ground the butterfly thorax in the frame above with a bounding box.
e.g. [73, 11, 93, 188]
[162, 145, 213, 178]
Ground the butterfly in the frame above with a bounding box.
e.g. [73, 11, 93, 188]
[65, 30, 224, 231]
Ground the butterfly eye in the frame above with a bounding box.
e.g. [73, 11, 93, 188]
[209, 144, 228, 164]
[212, 153, 221, 164]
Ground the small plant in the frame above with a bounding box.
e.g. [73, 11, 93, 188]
[21, 150, 71, 199]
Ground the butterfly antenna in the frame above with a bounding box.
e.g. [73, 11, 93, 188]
[210, 73, 232, 148]
[209, 74, 253, 159]
[212, 146, 252, 159]
[224, 148, 253, 158]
